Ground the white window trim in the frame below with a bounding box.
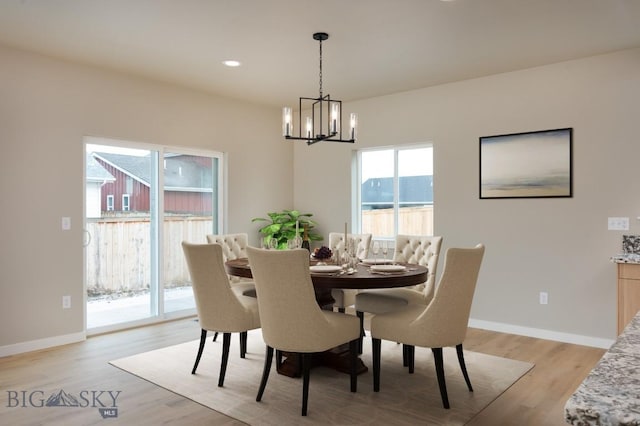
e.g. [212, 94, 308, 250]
[355, 143, 433, 238]
[122, 194, 130, 211]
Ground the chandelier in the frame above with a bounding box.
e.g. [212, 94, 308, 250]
[282, 32, 357, 146]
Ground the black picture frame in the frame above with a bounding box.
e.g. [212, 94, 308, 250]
[479, 128, 573, 199]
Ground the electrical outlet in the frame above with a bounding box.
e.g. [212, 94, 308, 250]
[62, 295, 71, 309]
[539, 292, 548, 305]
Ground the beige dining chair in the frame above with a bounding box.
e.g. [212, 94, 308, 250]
[206, 233, 255, 292]
[328, 232, 372, 313]
[206, 233, 256, 341]
[370, 244, 485, 409]
[355, 235, 443, 353]
[181, 242, 261, 387]
[246, 246, 360, 416]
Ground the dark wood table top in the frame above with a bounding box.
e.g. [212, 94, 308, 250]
[225, 258, 428, 290]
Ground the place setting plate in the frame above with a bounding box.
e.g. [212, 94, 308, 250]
[309, 265, 342, 274]
[370, 264, 406, 273]
[361, 258, 393, 265]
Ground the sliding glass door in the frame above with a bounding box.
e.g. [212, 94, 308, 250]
[84, 138, 222, 331]
[163, 151, 220, 314]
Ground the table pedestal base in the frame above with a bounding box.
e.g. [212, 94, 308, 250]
[276, 344, 368, 377]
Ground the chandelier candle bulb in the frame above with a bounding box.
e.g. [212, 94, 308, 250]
[282, 107, 292, 137]
[331, 103, 340, 134]
[306, 117, 313, 139]
[350, 113, 358, 140]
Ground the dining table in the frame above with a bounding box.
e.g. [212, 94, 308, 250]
[225, 257, 428, 377]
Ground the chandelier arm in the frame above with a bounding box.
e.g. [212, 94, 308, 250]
[285, 135, 355, 145]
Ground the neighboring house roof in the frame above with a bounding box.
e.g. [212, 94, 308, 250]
[86, 153, 116, 183]
[92, 152, 213, 192]
[361, 175, 433, 205]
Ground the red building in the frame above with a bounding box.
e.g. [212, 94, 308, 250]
[92, 152, 214, 215]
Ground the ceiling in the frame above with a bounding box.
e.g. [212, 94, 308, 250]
[1, 0, 639, 108]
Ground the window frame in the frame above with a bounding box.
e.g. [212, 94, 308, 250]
[106, 194, 114, 211]
[355, 143, 433, 239]
[122, 194, 130, 211]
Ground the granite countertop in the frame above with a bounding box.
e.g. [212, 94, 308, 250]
[611, 254, 640, 264]
[613, 236, 640, 263]
[565, 312, 640, 425]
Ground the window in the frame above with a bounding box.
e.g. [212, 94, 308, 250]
[122, 194, 130, 211]
[106, 195, 114, 211]
[357, 145, 433, 238]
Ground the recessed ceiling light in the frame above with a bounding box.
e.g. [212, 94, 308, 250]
[222, 60, 241, 67]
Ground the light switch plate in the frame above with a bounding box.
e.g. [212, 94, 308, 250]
[608, 217, 629, 231]
[61, 217, 71, 230]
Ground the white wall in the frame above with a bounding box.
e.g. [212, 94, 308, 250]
[295, 49, 640, 345]
[0, 44, 290, 351]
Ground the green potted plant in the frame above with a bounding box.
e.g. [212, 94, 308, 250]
[252, 209, 323, 249]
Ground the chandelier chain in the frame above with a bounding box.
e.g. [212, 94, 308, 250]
[318, 37, 323, 98]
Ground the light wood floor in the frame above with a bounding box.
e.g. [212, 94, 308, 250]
[0, 317, 605, 425]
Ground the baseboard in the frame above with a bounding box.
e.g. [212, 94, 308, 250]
[468, 318, 614, 349]
[0, 331, 86, 358]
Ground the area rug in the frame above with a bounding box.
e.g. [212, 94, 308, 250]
[110, 329, 533, 425]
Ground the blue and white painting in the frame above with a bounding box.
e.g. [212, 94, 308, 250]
[480, 128, 572, 198]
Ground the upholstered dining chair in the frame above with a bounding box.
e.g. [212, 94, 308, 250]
[354, 235, 443, 353]
[206, 233, 255, 291]
[246, 246, 360, 416]
[206, 233, 256, 341]
[370, 244, 485, 409]
[328, 232, 372, 313]
[181, 242, 261, 387]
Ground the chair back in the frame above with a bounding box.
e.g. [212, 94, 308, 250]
[246, 247, 336, 353]
[329, 233, 372, 259]
[182, 241, 257, 332]
[415, 244, 485, 347]
[207, 233, 250, 283]
[206, 233, 249, 260]
[393, 235, 443, 299]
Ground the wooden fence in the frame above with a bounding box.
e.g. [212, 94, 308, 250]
[85, 216, 211, 294]
[362, 206, 433, 237]
[86, 206, 433, 294]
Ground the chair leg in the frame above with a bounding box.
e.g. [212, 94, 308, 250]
[432, 347, 450, 409]
[256, 346, 273, 402]
[372, 338, 381, 392]
[240, 331, 248, 358]
[349, 339, 358, 393]
[192, 329, 207, 374]
[356, 311, 365, 354]
[408, 345, 415, 374]
[212, 331, 218, 342]
[456, 343, 473, 392]
[402, 344, 408, 367]
[218, 333, 231, 387]
[301, 353, 311, 416]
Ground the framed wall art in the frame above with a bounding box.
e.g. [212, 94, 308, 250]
[479, 127, 573, 199]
